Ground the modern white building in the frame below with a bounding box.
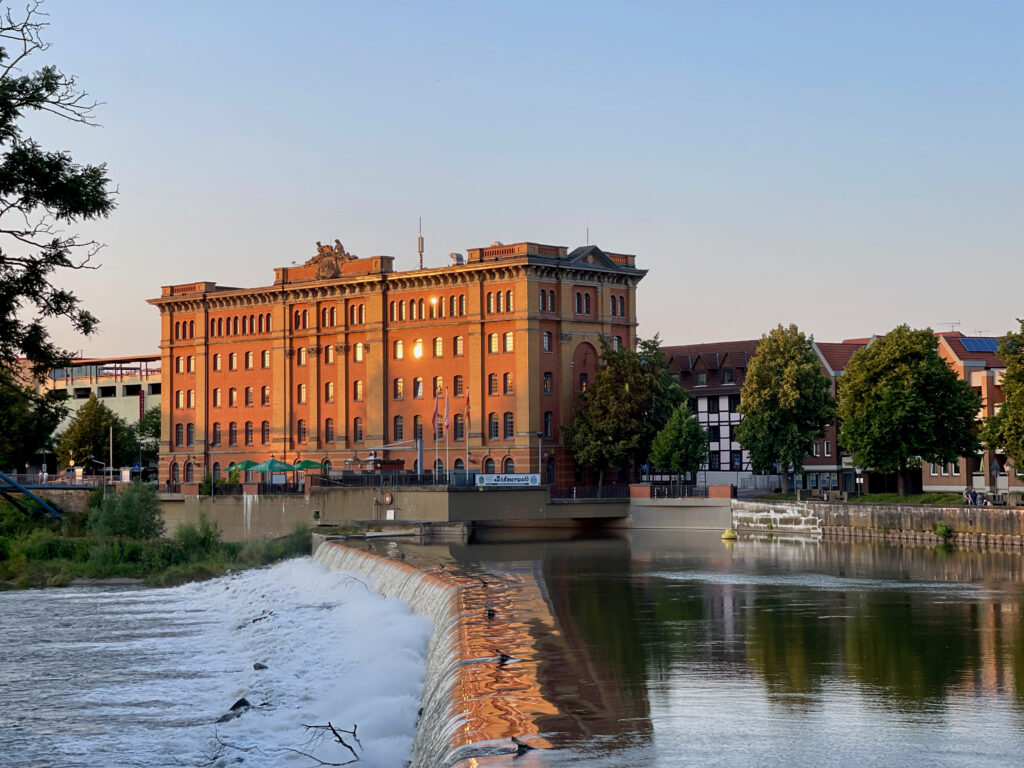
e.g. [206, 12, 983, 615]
[45, 354, 162, 432]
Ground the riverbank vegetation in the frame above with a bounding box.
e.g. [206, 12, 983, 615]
[0, 482, 312, 589]
[754, 491, 966, 506]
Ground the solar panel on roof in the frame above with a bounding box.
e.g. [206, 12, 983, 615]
[961, 338, 999, 353]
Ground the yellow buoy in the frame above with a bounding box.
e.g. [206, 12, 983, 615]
[721, 528, 737, 540]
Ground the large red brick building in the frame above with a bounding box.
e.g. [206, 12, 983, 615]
[149, 240, 644, 485]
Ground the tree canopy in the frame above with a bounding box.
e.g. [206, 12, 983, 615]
[88, 481, 164, 539]
[137, 406, 161, 466]
[981, 319, 1024, 478]
[649, 400, 708, 479]
[0, 3, 115, 466]
[734, 324, 835, 492]
[55, 394, 138, 469]
[564, 336, 685, 485]
[838, 325, 980, 495]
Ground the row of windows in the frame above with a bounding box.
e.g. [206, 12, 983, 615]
[205, 313, 273, 338]
[929, 461, 962, 476]
[708, 451, 744, 472]
[695, 394, 742, 414]
[694, 368, 736, 386]
[810, 441, 833, 458]
[487, 332, 515, 353]
[207, 386, 272, 408]
[174, 320, 196, 340]
[538, 289, 557, 313]
[392, 336, 464, 360]
[389, 295, 466, 322]
[485, 290, 514, 314]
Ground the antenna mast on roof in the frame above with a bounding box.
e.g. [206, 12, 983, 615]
[417, 217, 424, 270]
[937, 321, 961, 332]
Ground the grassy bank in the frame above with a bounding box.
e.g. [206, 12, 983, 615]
[0, 489, 321, 589]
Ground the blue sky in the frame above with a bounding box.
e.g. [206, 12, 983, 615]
[26, 0, 1024, 355]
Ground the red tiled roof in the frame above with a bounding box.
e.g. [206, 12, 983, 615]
[662, 340, 761, 373]
[815, 341, 868, 374]
[937, 333, 1004, 369]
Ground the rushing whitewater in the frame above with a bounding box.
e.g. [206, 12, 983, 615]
[1, 558, 433, 768]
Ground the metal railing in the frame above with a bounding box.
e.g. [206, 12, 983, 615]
[550, 485, 630, 499]
[650, 483, 709, 499]
[316, 470, 479, 488]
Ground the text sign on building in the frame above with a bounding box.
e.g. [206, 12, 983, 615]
[139, 389, 145, 420]
[475, 473, 541, 487]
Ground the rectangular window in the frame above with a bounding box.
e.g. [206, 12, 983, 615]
[824, 440, 831, 457]
[930, 462, 938, 476]
[488, 374, 498, 396]
[543, 332, 552, 353]
[723, 368, 734, 384]
[229, 353, 237, 371]
[433, 337, 443, 357]
[261, 386, 270, 406]
[503, 412, 514, 439]
[730, 450, 742, 471]
[940, 461, 948, 476]
[707, 397, 719, 414]
[213, 388, 221, 407]
[709, 452, 721, 471]
[187, 356, 195, 373]
[503, 373, 513, 394]
[812, 442, 820, 457]
[729, 394, 742, 412]
[696, 371, 707, 386]
[952, 461, 961, 476]
[488, 334, 498, 353]
[709, 426, 720, 442]
[261, 350, 270, 368]
[244, 351, 253, 370]
[213, 354, 221, 372]
[503, 332, 514, 352]
[175, 357, 183, 374]
[393, 378, 404, 399]
[353, 380, 363, 402]
[453, 336, 464, 356]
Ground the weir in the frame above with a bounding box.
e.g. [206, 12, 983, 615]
[314, 541, 552, 768]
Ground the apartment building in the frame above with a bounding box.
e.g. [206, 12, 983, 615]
[148, 240, 644, 484]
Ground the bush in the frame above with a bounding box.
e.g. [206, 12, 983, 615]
[88, 482, 164, 539]
[174, 513, 222, 560]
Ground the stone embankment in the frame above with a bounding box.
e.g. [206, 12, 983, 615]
[733, 499, 1024, 550]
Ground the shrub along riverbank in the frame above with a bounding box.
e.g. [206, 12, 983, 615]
[0, 482, 316, 589]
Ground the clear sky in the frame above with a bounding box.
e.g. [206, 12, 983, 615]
[26, 0, 1024, 356]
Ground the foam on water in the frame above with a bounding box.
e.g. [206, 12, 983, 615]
[1, 557, 433, 768]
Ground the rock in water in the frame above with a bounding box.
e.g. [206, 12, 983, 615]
[216, 697, 252, 723]
[253, 663, 268, 670]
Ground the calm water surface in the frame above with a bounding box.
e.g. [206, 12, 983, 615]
[435, 530, 1024, 767]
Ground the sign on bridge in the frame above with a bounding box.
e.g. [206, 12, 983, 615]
[475, 473, 541, 488]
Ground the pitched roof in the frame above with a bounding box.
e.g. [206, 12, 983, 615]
[937, 332, 1004, 369]
[815, 341, 868, 375]
[662, 340, 761, 374]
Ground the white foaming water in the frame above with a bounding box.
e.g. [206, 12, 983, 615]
[1, 557, 433, 768]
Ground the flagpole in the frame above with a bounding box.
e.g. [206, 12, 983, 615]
[444, 387, 450, 484]
[433, 392, 439, 486]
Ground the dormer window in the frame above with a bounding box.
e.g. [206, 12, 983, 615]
[723, 368, 735, 384]
[696, 371, 707, 387]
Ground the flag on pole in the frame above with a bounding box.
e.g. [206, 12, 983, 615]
[444, 388, 450, 432]
[432, 393, 439, 439]
[465, 395, 471, 432]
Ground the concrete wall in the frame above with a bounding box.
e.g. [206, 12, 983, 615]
[629, 497, 732, 529]
[732, 499, 1024, 548]
[32, 488, 93, 515]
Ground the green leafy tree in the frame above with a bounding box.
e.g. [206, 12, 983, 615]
[55, 394, 139, 470]
[88, 481, 164, 539]
[0, 370, 62, 469]
[981, 319, 1024, 478]
[0, 3, 115, 464]
[649, 401, 709, 480]
[838, 325, 981, 496]
[136, 406, 161, 466]
[564, 336, 684, 485]
[735, 324, 836, 492]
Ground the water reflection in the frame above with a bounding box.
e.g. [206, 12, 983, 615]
[399, 530, 1024, 766]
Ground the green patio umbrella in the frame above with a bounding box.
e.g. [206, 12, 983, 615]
[253, 458, 296, 472]
[233, 459, 260, 471]
[292, 459, 325, 470]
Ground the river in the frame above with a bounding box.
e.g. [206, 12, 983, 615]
[5, 531, 1024, 767]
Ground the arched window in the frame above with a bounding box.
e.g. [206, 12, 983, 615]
[544, 411, 553, 438]
[610, 296, 617, 316]
[418, 299, 424, 318]
[390, 301, 397, 321]
[258, 314, 264, 333]
[185, 462, 194, 482]
[233, 316, 239, 334]
[505, 290, 513, 312]
[399, 301, 406, 321]
[575, 292, 582, 314]
[409, 299, 417, 320]
[322, 308, 328, 327]
[454, 413, 465, 441]
[584, 293, 591, 314]
[217, 317, 223, 336]
[454, 458, 464, 471]
[449, 296, 457, 316]
[394, 340, 403, 359]
[496, 292, 503, 313]
[244, 421, 254, 445]
[352, 417, 363, 443]
[330, 307, 337, 326]
[189, 320, 195, 337]
[546, 457, 555, 484]
[435, 458, 444, 474]
[213, 462, 221, 481]
[548, 290, 555, 311]
[459, 295, 466, 315]
[324, 381, 334, 403]
[540, 290, 547, 312]
[358, 305, 365, 324]
[171, 463, 180, 483]
[186, 423, 195, 445]
[242, 316, 248, 335]
[265, 313, 272, 332]
[353, 380, 363, 401]
[302, 310, 308, 328]
[504, 332, 514, 352]
[350, 305, 357, 325]
[393, 377, 404, 399]
[229, 387, 238, 406]
[484, 458, 495, 474]
[354, 343, 364, 362]
[262, 385, 270, 405]
[433, 337, 443, 357]
[228, 421, 237, 446]
[210, 319, 216, 336]
[294, 310, 301, 330]
[245, 385, 254, 405]
[503, 411, 514, 438]
[393, 415, 404, 441]
[212, 422, 221, 445]
[543, 372, 553, 394]
[325, 418, 335, 442]
[297, 419, 307, 442]
[322, 460, 332, 473]
[175, 423, 183, 446]
[488, 412, 498, 439]
[297, 384, 306, 404]
[413, 415, 423, 439]
[261, 421, 270, 444]
[503, 458, 515, 473]
[618, 296, 625, 316]
[453, 374, 464, 396]
[413, 377, 423, 398]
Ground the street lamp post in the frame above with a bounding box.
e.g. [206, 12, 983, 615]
[534, 431, 543, 480]
[855, 466, 863, 500]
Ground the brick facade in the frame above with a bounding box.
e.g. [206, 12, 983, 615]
[148, 241, 644, 485]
